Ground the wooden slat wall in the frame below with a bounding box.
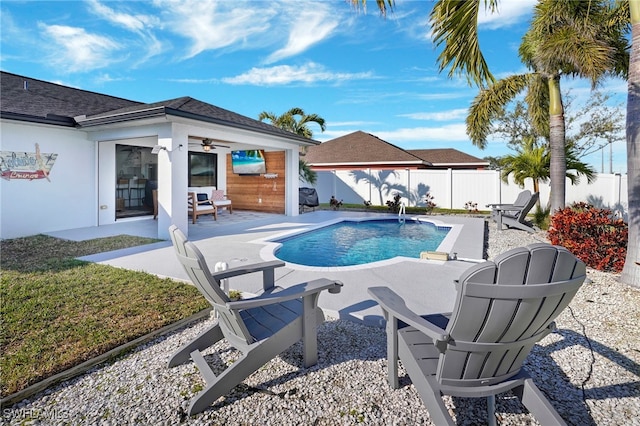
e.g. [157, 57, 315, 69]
[226, 151, 286, 213]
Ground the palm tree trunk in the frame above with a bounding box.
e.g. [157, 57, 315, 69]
[621, 0, 640, 288]
[533, 178, 541, 208]
[548, 75, 566, 212]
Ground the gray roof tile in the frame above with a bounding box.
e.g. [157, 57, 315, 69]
[1, 72, 316, 144]
[305, 131, 424, 165]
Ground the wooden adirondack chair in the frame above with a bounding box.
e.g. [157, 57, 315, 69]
[168, 225, 343, 415]
[492, 191, 540, 233]
[368, 243, 586, 426]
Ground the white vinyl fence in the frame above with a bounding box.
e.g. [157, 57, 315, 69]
[308, 169, 628, 218]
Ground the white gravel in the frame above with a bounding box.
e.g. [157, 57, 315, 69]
[3, 222, 639, 425]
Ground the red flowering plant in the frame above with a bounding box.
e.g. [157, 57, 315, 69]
[547, 202, 628, 273]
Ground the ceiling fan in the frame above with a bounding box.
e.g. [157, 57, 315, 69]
[191, 138, 230, 152]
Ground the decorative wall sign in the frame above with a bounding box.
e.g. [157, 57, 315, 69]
[0, 143, 58, 181]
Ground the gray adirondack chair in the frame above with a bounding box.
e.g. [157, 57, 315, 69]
[168, 225, 342, 415]
[491, 191, 540, 233]
[487, 190, 532, 222]
[368, 243, 586, 426]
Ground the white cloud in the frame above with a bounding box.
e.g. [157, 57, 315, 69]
[87, 0, 163, 63]
[88, 0, 157, 32]
[94, 73, 131, 84]
[400, 108, 469, 121]
[316, 124, 470, 145]
[265, 7, 339, 63]
[330, 120, 379, 127]
[165, 77, 218, 84]
[153, 0, 275, 59]
[374, 124, 469, 142]
[222, 62, 374, 86]
[478, 0, 537, 29]
[39, 24, 122, 72]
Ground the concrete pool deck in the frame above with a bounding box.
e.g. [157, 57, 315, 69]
[49, 210, 486, 326]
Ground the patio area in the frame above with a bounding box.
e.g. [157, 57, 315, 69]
[9, 212, 636, 425]
[48, 210, 486, 326]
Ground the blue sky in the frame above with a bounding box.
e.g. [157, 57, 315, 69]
[0, 0, 629, 173]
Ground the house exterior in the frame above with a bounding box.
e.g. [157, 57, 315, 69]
[0, 71, 317, 240]
[304, 131, 489, 170]
[406, 148, 489, 170]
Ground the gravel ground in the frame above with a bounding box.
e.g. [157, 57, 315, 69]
[3, 222, 639, 425]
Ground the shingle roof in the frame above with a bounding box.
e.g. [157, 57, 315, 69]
[76, 96, 314, 143]
[0, 71, 141, 126]
[1, 71, 317, 145]
[305, 131, 425, 166]
[407, 148, 488, 166]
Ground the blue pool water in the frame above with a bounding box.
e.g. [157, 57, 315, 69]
[274, 219, 450, 267]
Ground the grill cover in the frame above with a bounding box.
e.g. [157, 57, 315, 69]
[299, 187, 319, 207]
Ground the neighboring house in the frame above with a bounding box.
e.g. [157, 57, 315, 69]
[305, 131, 488, 170]
[0, 71, 317, 239]
[407, 148, 489, 170]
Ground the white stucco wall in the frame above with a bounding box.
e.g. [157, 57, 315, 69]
[1, 121, 96, 239]
[1, 116, 307, 240]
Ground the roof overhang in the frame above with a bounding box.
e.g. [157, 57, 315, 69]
[1, 111, 76, 127]
[74, 106, 319, 147]
[308, 160, 429, 167]
[431, 162, 490, 167]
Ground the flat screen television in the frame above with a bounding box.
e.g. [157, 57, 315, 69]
[231, 150, 267, 175]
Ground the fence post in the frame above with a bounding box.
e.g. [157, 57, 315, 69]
[614, 173, 622, 208]
[446, 168, 453, 209]
[332, 169, 337, 201]
[368, 168, 372, 205]
[406, 168, 411, 206]
[495, 170, 502, 205]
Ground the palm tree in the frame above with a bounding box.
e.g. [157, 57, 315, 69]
[258, 107, 326, 184]
[499, 138, 549, 197]
[499, 137, 596, 203]
[258, 107, 326, 138]
[465, 1, 626, 213]
[359, 0, 639, 287]
[621, 0, 640, 288]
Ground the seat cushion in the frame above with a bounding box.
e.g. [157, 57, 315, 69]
[211, 190, 226, 201]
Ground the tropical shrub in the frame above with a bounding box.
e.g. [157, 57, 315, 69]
[424, 193, 436, 214]
[532, 205, 551, 230]
[464, 201, 479, 213]
[386, 193, 402, 212]
[548, 202, 627, 273]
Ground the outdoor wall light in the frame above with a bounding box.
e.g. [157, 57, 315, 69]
[151, 145, 166, 154]
[151, 144, 183, 154]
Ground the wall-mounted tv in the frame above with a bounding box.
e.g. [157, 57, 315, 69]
[231, 150, 267, 175]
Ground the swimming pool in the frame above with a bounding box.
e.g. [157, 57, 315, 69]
[272, 218, 451, 267]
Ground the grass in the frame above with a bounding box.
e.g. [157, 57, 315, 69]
[0, 234, 209, 397]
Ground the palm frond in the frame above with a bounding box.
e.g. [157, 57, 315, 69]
[429, 0, 497, 87]
[466, 74, 531, 148]
[525, 75, 550, 138]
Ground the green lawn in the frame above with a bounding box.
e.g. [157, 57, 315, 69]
[0, 234, 209, 397]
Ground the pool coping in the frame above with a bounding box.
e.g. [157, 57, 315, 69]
[77, 211, 486, 325]
[253, 215, 467, 272]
